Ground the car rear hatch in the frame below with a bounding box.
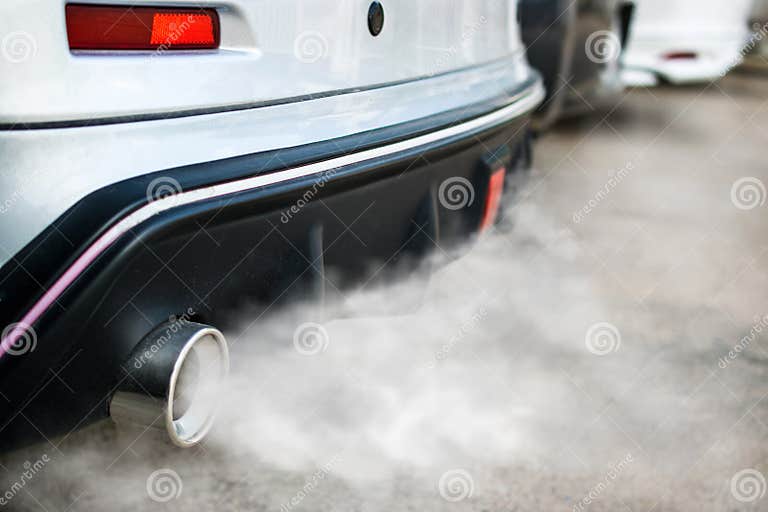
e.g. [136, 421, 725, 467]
[1, 0, 525, 125]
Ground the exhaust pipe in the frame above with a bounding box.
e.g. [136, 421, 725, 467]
[110, 321, 229, 447]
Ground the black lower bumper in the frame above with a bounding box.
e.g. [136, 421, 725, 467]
[0, 92, 537, 451]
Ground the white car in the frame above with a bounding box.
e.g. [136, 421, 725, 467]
[622, 0, 754, 85]
[0, 0, 543, 451]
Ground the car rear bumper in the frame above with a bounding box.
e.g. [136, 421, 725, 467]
[0, 77, 544, 451]
[0, 54, 534, 268]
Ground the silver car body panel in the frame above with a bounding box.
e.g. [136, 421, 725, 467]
[0, 0, 538, 268]
[2, 0, 522, 124]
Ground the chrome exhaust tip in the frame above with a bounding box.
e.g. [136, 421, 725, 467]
[110, 321, 229, 447]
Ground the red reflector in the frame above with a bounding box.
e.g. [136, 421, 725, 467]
[66, 4, 219, 50]
[479, 167, 506, 232]
[150, 13, 215, 46]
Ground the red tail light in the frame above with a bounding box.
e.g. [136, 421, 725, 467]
[66, 4, 219, 50]
[663, 51, 698, 61]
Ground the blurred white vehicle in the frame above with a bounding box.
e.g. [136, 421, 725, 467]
[622, 0, 754, 85]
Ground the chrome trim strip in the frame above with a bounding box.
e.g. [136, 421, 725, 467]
[0, 81, 544, 358]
